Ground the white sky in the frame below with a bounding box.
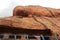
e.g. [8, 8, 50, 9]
[0, 0, 60, 17]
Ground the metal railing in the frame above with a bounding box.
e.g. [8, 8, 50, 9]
[0, 34, 58, 40]
[25, 35, 58, 40]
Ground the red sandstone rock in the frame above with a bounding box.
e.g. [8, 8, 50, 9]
[0, 16, 60, 39]
[0, 5, 60, 40]
[13, 5, 60, 17]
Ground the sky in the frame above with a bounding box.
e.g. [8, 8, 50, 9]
[0, 0, 60, 17]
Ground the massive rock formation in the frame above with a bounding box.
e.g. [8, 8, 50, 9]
[0, 16, 60, 39]
[0, 5, 60, 40]
[13, 5, 60, 17]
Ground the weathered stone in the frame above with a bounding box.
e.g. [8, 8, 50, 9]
[13, 5, 60, 17]
[0, 5, 60, 40]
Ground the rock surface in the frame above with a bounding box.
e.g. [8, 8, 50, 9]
[0, 16, 60, 39]
[0, 5, 60, 40]
[13, 5, 60, 17]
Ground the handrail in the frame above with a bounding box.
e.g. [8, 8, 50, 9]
[0, 34, 58, 40]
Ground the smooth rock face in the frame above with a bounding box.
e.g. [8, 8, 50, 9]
[13, 5, 60, 17]
[0, 16, 60, 39]
[0, 5, 60, 40]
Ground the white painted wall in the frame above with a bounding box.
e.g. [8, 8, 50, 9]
[0, 0, 60, 17]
